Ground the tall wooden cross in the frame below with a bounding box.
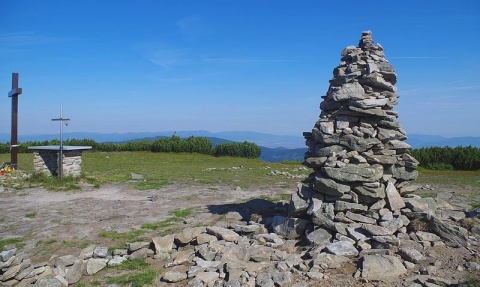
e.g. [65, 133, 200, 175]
[8, 73, 22, 169]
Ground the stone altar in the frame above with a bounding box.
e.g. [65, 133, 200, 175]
[28, 145, 92, 177]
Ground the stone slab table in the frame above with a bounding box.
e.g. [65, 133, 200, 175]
[28, 146, 92, 177]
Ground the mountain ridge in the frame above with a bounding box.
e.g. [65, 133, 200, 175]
[1, 131, 479, 162]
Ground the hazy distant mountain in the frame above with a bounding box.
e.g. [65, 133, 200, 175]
[406, 134, 480, 148]
[1, 131, 479, 163]
[0, 130, 305, 148]
[259, 147, 307, 162]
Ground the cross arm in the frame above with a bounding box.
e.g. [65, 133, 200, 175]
[8, 87, 22, 97]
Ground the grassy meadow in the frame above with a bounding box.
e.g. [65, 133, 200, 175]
[0, 151, 479, 192]
[0, 151, 310, 190]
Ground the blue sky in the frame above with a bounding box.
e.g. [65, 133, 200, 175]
[1, 0, 479, 138]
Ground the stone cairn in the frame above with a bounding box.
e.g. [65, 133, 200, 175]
[283, 30, 431, 275]
[294, 30, 419, 239]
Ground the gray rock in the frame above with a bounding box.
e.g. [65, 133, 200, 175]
[163, 271, 188, 283]
[416, 231, 441, 242]
[334, 201, 368, 212]
[352, 183, 386, 199]
[328, 82, 368, 101]
[108, 255, 127, 266]
[312, 145, 345, 157]
[176, 227, 205, 244]
[385, 181, 405, 211]
[350, 98, 389, 109]
[256, 272, 275, 287]
[346, 225, 370, 242]
[271, 271, 292, 287]
[386, 165, 418, 181]
[172, 249, 195, 266]
[93, 246, 109, 258]
[345, 211, 376, 224]
[2, 259, 30, 281]
[322, 164, 383, 183]
[349, 106, 388, 117]
[127, 241, 149, 253]
[466, 261, 480, 270]
[85, 258, 107, 275]
[220, 244, 250, 263]
[195, 271, 220, 285]
[407, 213, 467, 247]
[196, 244, 217, 261]
[361, 255, 406, 280]
[0, 248, 16, 262]
[306, 228, 332, 246]
[273, 218, 312, 239]
[312, 175, 350, 196]
[64, 259, 83, 284]
[361, 224, 393, 236]
[152, 234, 174, 254]
[130, 172, 143, 180]
[288, 189, 310, 217]
[325, 241, 358, 257]
[376, 127, 407, 142]
[249, 246, 274, 262]
[14, 264, 34, 281]
[379, 217, 404, 234]
[398, 248, 425, 263]
[36, 277, 63, 287]
[54, 255, 78, 268]
[207, 226, 240, 242]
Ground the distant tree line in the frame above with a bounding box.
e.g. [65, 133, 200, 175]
[410, 146, 480, 171]
[0, 135, 262, 159]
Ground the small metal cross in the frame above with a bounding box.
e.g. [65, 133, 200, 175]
[52, 105, 70, 179]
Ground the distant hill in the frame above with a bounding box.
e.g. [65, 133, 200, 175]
[406, 134, 480, 148]
[1, 131, 479, 163]
[259, 147, 307, 162]
[0, 130, 305, 149]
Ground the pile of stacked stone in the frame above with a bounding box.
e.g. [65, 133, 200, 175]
[288, 31, 419, 240]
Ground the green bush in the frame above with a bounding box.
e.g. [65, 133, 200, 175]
[411, 145, 480, 171]
[150, 135, 212, 154]
[213, 141, 261, 158]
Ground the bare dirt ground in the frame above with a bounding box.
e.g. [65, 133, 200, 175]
[1, 181, 480, 286]
[0, 182, 292, 262]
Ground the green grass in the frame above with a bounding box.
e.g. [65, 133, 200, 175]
[172, 207, 193, 218]
[0, 238, 25, 250]
[106, 259, 161, 287]
[140, 207, 193, 231]
[80, 151, 309, 189]
[25, 211, 37, 218]
[36, 239, 57, 246]
[0, 152, 309, 191]
[415, 168, 480, 187]
[99, 229, 147, 242]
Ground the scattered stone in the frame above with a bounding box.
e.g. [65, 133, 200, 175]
[361, 255, 407, 280]
[325, 241, 359, 257]
[398, 248, 426, 263]
[85, 258, 107, 275]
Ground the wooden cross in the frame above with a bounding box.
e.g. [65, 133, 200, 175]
[8, 73, 22, 169]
